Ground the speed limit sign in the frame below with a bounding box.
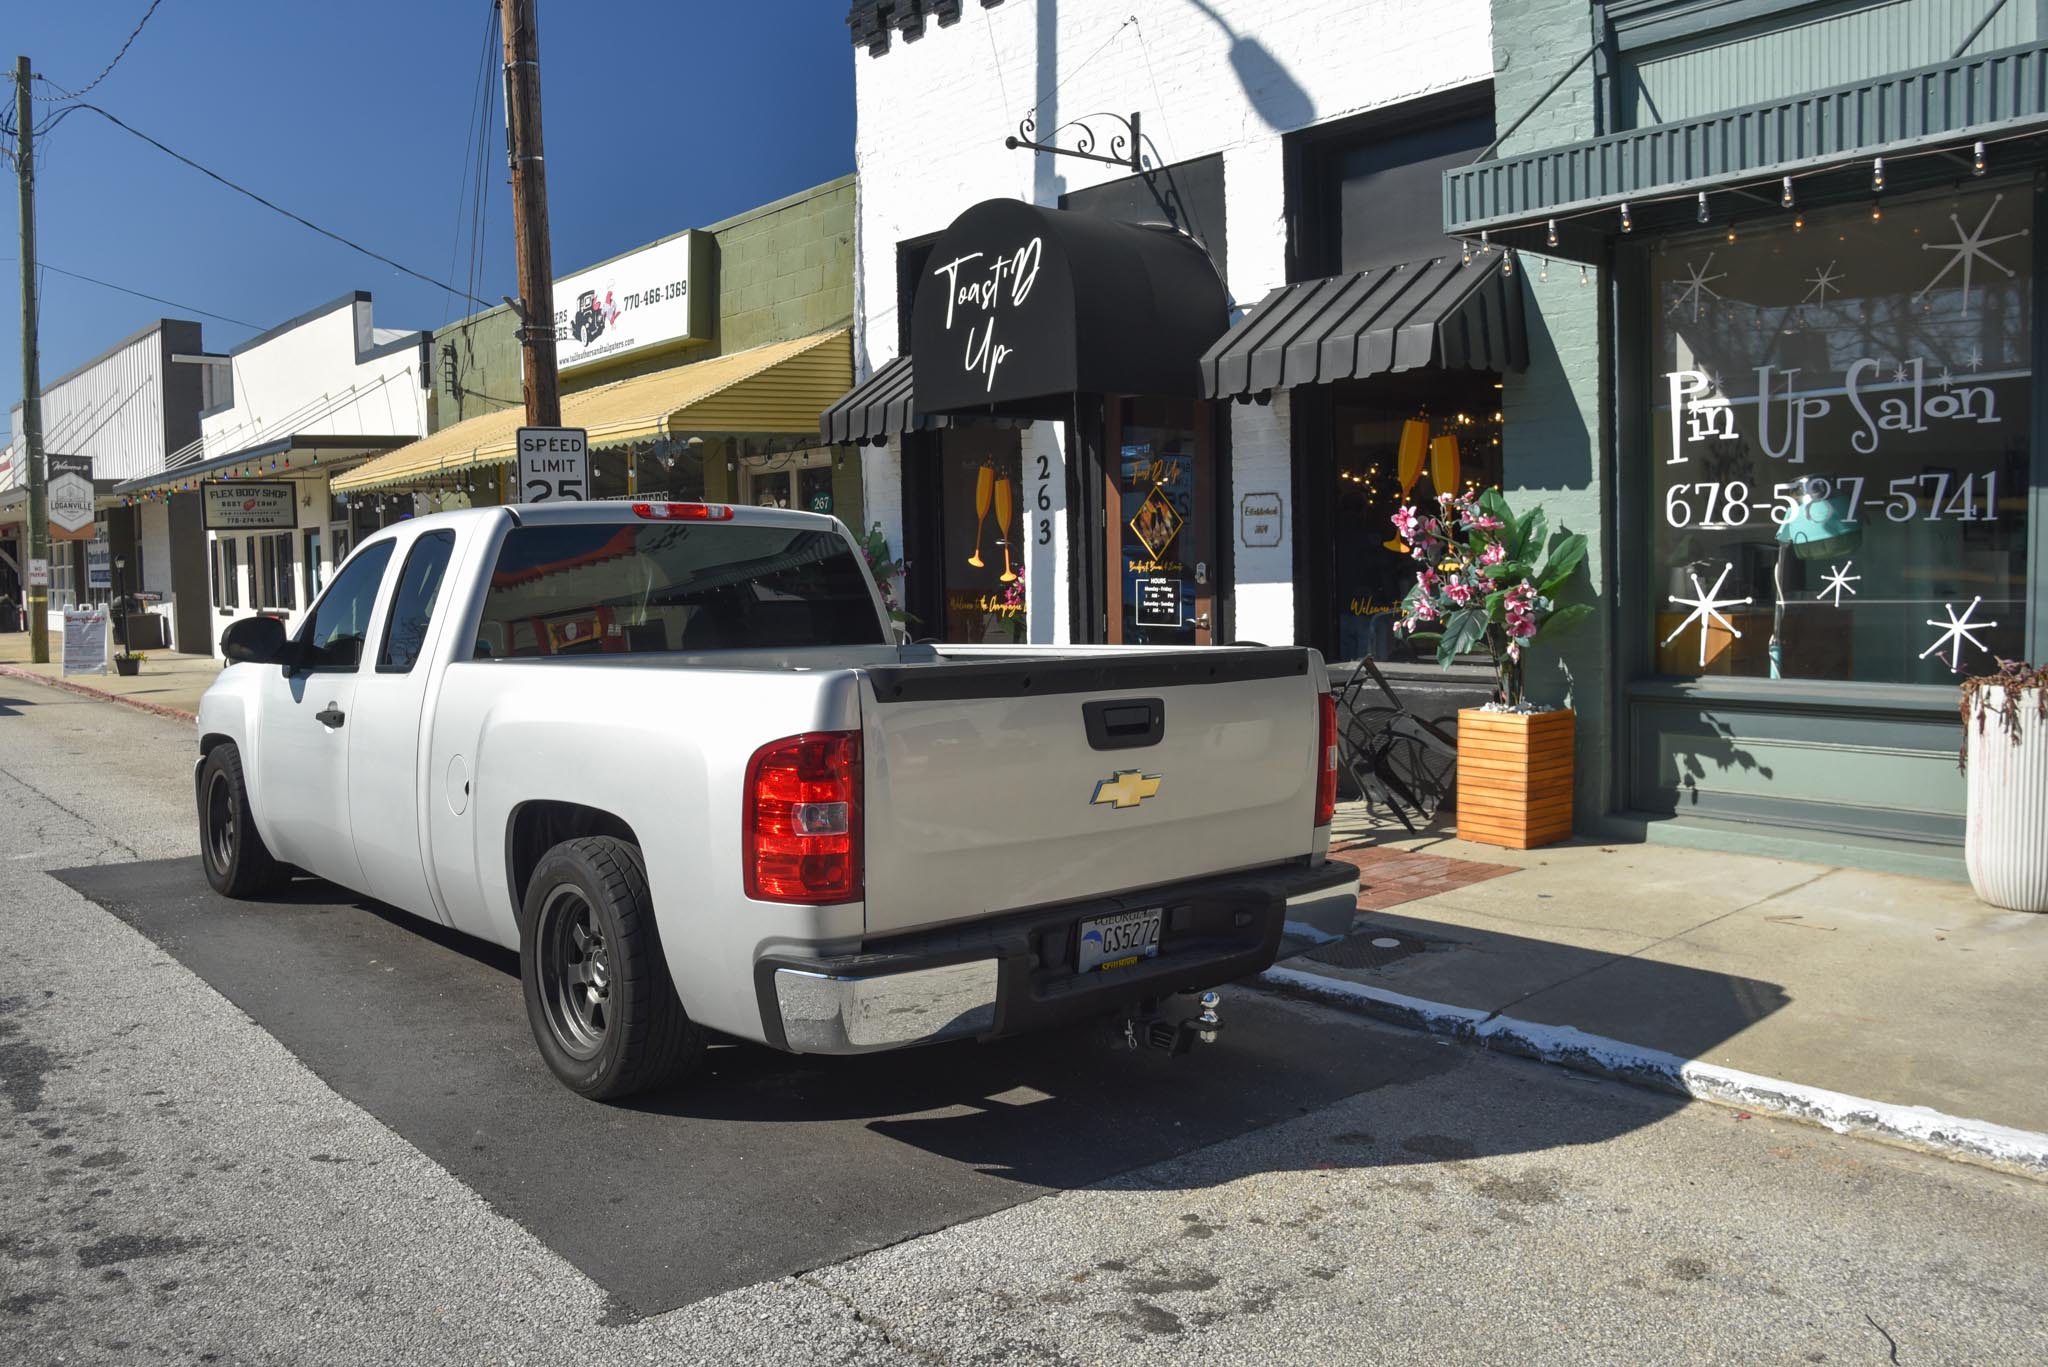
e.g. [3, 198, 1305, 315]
[516, 427, 588, 503]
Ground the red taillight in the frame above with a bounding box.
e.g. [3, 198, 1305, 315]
[744, 731, 862, 904]
[1315, 692, 1339, 827]
[633, 501, 734, 521]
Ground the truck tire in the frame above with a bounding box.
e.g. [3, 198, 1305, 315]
[520, 836, 704, 1100]
[198, 742, 288, 898]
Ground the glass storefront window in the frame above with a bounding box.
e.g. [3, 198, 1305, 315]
[1112, 397, 1213, 645]
[1327, 372, 1505, 662]
[635, 439, 708, 504]
[1650, 184, 2031, 683]
[935, 428, 1026, 643]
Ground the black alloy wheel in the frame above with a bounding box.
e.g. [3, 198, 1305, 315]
[197, 741, 286, 898]
[533, 883, 612, 1061]
[519, 836, 704, 1100]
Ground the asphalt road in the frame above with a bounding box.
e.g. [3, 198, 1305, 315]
[3, 680, 2047, 1365]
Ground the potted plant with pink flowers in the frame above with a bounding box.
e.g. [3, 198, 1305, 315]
[1392, 489, 1591, 848]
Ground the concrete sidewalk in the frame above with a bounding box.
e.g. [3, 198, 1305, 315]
[1274, 806, 2048, 1173]
[0, 631, 219, 719]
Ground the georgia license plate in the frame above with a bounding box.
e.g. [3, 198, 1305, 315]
[1078, 907, 1163, 973]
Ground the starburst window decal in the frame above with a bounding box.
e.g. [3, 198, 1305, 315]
[1816, 561, 1860, 608]
[1661, 563, 1752, 669]
[1671, 254, 1725, 322]
[1919, 598, 1997, 673]
[1801, 260, 1844, 307]
[1915, 194, 2028, 317]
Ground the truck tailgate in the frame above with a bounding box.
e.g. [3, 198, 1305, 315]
[858, 649, 1322, 936]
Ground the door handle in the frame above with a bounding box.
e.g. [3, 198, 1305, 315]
[316, 703, 346, 728]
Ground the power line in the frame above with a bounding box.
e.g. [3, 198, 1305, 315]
[65, 102, 492, 307]
[0, 254, 259, 330]
[33, 0, 172, 101]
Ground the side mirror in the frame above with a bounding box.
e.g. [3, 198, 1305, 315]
[221, 615, 289, 666]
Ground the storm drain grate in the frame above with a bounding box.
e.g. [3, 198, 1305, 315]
[1305, 927, 1432, 972]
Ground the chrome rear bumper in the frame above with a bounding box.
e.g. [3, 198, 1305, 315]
[773, 958, 1000, 1054]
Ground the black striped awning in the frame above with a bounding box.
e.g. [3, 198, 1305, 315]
[1201, 254, 1525, 398]
[820, 355, 943, 444]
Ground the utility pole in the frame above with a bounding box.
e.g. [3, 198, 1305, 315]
[14, 55, 49, 663]
[500, 0, 560, 426]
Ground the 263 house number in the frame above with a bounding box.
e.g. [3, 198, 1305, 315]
[1035, 453, 1053, 546]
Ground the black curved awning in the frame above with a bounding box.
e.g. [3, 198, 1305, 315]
[911, 199, 1228, 414]
[1201, 254, 1526, 399]
[820, 355, 940, 444]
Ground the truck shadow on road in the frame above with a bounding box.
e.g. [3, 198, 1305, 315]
[54, 856, 1757, 1319]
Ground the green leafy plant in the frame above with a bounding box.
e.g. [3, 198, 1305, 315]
[1392, 488, 1592, 708]
[856, 522, 913, 626]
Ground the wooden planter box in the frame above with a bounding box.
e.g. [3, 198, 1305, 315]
[1455, 707, 1575, 849]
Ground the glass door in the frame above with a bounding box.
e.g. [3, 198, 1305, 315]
[1103, 397, 1214, 644]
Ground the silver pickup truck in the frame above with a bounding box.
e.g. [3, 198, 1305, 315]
[195, 501, 1356, 1099]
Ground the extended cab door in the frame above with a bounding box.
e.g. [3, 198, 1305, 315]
[253, 537, 396, 889]
[344, 527, 460, 922]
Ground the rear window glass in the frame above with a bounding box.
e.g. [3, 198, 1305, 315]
[475, 521, 885, 658]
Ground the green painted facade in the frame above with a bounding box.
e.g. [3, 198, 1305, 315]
[1481, 0, 2037, 872]
[1493, 0, 1617, 824]
[429, 173, 857, 480]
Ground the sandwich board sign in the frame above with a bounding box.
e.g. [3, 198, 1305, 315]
[516, 428, 588, 503]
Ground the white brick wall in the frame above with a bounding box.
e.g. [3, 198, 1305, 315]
[852, 0, 1493, 643]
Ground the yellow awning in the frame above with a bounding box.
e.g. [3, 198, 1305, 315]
[333, 329, 850, 493]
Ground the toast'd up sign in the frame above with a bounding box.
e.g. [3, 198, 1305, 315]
[203, 481, 297, 531]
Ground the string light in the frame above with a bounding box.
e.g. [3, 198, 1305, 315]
[1871, 200, 1882, 221]
[1872, 156, 1885, 191]
[1579, 263, 1589, 286]
[1794, 213, 1805, 231]
[1461, 239, 1472, 265]
[1726, 225, 1737, 242]
[1546, 218, 1559, 248]
[1696, 191, 1709, 223]
[1619, 201, 1633, 233]
[1539, 257, 1549, 282]
[1780, 176, 1794, 209]
[1973, 141, 1987, 176]
[1501, 249, 1515, 277]
[1479, 229, 1491, 254]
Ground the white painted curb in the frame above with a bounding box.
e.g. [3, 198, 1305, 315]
[1261, 964, 2048, 1178]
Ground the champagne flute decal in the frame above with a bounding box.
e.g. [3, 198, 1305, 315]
[994, 474, 1018, 583]
[968, 463, 994, 568]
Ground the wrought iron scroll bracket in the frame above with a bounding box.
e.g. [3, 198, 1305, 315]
[1006, 110, 1143, 173]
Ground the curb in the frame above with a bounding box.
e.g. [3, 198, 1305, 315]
[0, 664, 198, 723]
[1260, 964, 2048, 1180]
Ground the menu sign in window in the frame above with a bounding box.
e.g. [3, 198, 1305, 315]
[204, 482, 298, 531]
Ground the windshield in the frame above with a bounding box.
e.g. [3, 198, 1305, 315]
[476, 521, 885, 658]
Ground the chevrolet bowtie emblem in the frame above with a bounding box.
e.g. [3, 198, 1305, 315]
[1091, 769, 1162, 810]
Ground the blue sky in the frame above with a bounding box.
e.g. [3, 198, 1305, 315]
[5, 0, 855, 418]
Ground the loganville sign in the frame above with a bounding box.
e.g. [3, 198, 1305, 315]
[204, 482, 298, 531]
[48, 454, 97, 542]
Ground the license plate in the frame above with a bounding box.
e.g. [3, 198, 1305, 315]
[1077, 907, 1162, 972]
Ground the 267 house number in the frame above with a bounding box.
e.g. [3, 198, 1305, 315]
[1664, 473, 2000, 528]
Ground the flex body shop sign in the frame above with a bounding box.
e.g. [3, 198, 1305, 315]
[204, 482, 297, 531]
[553, 231, 713, 374]
[48, 454, 96, 542]
[516, 428, 587, 503]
